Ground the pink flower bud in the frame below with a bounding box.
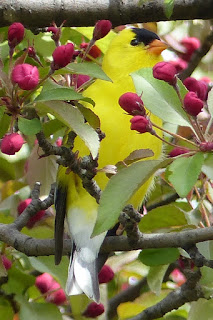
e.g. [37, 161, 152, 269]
[183, 91, 204, 117]
[130, 116, 153, 134]
[52, 43, 74, 70]
[73, 74, 90, 88]
[169, 147, 189, 157]
[56, 137, 63, 147]
[27, 46, 36, 58]
[2, 255, 12, 270]
[11, 63, 39, 90]
[180, 37, 200, 62]
[170, 59, 188, 72]
[17, 198, 45, 228]
[35, 273, 54, 294]
[153, 62, 177, 86]
[46, 281, 67, 305]
[119, 92, 145, 115]
[1, 133, 24, 155]
[80, 42, 102, 61]
[98, 265, 114, 284]
[199, 142, 213, 152]
[8, 22, 25, 48]
[183, 77, 208, 101]
[47, 26, 58, 34]
[170, 268, 186, 286]
[93, 20, 112, 41]
[200, 76, 212, 84]
[83, 302, 105, 318]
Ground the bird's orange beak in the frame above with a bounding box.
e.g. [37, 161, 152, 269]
[147, 39, 168, 55]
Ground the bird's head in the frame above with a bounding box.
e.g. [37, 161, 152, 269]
[102, 27, 168, 80]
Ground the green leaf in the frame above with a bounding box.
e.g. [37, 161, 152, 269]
[35, 87, 83, 102]
[139, 204, 188, 233]
[184, 206, 201, 227]
[37, 101, 99, 159]
[147, 265, 169, 295]
[117, 302, 145, 319]
[17, 295, 63, 320]
[2, 266, 35, 295]
[42, 119, 65, 137]
[202, 153, 213, 180]
[188, 299, 213, 320]
[139, 248, 180, 266]
[197, 240, 213, 260]
[65, 62, 112, 81]
[29, 256, 69, 289]
[131, 68, 190, 127]
[164, 0, 175, 18]
[0, 113, 10, 138]
[207, 87, 213, 118]
[167, 153, 204, 197]
[0, 297, 13, 320]
[78, 104, 100, 129]
[93, 159, 171, 236]
[18, 118, 42, 135]
[0, 157, 15, 181]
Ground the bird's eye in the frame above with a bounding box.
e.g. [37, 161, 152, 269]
[130, 38, 139, 46]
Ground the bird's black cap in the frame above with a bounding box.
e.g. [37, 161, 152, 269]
[131, 28, 160, 46]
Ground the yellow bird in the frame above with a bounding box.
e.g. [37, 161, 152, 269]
[55, 27, 167, 302]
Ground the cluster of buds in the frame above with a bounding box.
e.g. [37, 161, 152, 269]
[180, 37, 200, 62]
[17, 198, 46, 228]
[35, 273, 67, 305]
[169, 36, 201, 72]
[152, 61, 207, 118]
[119, 92, 155, 135]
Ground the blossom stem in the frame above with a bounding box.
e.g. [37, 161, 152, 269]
[151, 122, 198, 148]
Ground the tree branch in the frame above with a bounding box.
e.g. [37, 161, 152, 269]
[130, 270, 203, 320]
[1, 0, 213, 29]
[1, 224, 213, 257]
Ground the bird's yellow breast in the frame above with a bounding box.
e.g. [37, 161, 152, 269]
[61, 28, 164, 208]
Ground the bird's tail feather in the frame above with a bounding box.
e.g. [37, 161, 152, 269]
[65, 249, 100, 302]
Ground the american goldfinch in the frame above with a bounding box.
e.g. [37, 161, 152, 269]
[55, 27, 167, 302]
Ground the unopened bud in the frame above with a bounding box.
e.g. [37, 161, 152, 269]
[83, 302, 105, 318]
[180, 37, 200, 62]
[1, 133, 24, 155]
[8, 22, 25, 48]
[52, 43, 74, 70]
[183, 91, 204, 117]
[169, 147, 189, 157]
[119, 92, 145, 115]
[183, 77, 208, 101]
[130, 116, 153, 134]
[153, 62, 177, 86]
[11, 63, 39, 90]
[98, 265, 114, 284]
[93, 20, 112, 41]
